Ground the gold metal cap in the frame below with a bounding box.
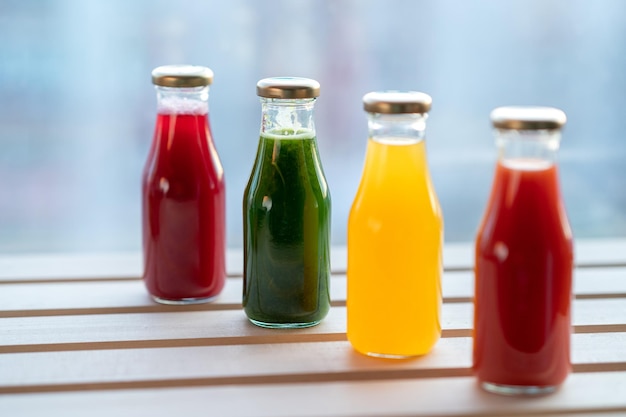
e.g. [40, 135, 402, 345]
[151, 65, 214, 87]
[256, 77, 320, 99]
[491, 106, 566, 130]
[363, 91, 432, 114]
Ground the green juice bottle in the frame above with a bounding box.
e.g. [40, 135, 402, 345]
[243, 77, 331, 328]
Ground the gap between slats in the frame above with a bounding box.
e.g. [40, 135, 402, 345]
[0, 368, 473, 394]
[2, 373, 626, 417]
[2, 334, 626, 394]
[2, 364, 625, 395]
[2, 300, 626, 353]
[3, 294, 625, 318]
[2, 262, 625, 285]
[3, 324, 625, 354]
[2, 239, 626, 284]
[1, 267, 624, 318]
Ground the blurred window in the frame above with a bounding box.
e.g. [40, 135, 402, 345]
[0, 0, 625, 253]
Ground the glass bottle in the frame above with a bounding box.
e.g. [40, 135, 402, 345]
[243, 77, 331, 328]
[347, 91, 443, 358]
[142, 65, 226, 304]
[473, 106, 574, 395]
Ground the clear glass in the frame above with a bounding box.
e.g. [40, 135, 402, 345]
[243, 97, 331, 328]
[155, 86, 210, 115]
[496, 128, 561, 166]
[347, 111, 443, 358]
[367, 112, 428, 143]
[474, 127, 573, 395]
[259, 98, 315, 134]
[142, 84, 226, 305]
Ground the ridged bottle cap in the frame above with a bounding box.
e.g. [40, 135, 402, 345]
[257, 77, 320, 99]
[363, 91, 432, 114]
[491, 106, 566, 130]
[152, 65, 214, 87]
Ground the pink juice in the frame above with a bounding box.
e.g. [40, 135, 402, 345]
[142, 112, 226, 302]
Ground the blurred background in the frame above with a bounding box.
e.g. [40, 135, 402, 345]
[0, 0, 625, 253]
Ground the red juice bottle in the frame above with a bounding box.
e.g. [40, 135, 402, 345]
[142, 65, 226, 304]
[474, 106, 574, 395]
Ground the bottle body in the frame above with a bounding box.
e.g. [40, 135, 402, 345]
[243, 89, 331, 328]
[347, 105, 443, 358]
[142, 77, 226, 304]
[473, 107, 573, 394]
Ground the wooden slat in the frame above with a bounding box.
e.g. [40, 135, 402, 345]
[287, 239, 626, 272]
[241, 239, 626, 273]
[1, 238, 625, 284]
[0, 252, 143, 282]
[0, 266, 624, 317]
[440, 267, 626, 302]
[0, 278, 346, 318]
[1, 299, 625, 353]
[0, 333, 624, 394]
[0, 308, 344, 353]
[440, 238, 626, 270]
[1, 242, 625, 417]
[0, 338, 471, 392]
[0, 252, 245, 283]
[1, 372, 625, 417]
[0, 278, 246, 317]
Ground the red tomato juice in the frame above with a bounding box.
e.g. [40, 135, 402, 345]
[142, 112, 226, 301]
[474, 159, 573, 388]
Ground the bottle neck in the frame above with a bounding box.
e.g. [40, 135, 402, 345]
[260, 98, 316, 136]
[495, 129, 561, 166]
[156, 86, 209, 115]
[367, 113, 427, 144]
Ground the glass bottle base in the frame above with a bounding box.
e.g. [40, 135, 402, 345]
[152, 294, 219, 305]
[248, 318, 321, 329]
[481, 381, 558, 396]
[365, 351, 422, 359]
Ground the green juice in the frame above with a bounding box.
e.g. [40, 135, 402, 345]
[243, 129, 331, 327]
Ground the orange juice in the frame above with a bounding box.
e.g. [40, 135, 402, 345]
[347, 137, 443, 357]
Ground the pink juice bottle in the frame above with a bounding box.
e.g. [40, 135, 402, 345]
[142, 65, 226, 304]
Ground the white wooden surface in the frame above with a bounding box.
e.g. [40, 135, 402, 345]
[1, 240, 625, 416]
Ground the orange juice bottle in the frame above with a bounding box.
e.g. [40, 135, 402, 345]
[347, 91, 443, 358]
